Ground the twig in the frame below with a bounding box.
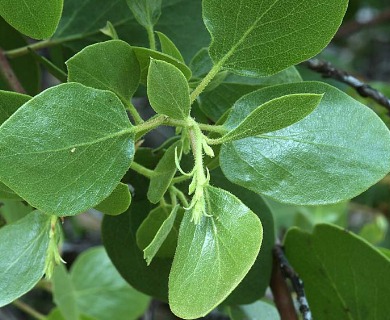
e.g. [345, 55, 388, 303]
[304, 58, 390, 113]
[12, 299, 45, 320]
[274, 244, 312, 320]
[336, 8, 390, 39]
[0, 48, 26, 94]
[270, 250, 298, 320]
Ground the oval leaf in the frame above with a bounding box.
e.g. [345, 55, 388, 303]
[147, 59, 191, 119]
[133, 46, 192, 84]
[139, 205, 181, 265]
[221, 93, 323, 143]
[156, 31, 185, 62]
[0, 83, 135, 216]
[169, 186, 263, 319]
[0, 211, 51, 307]
[95, 182, 132, 216]
[67, 40, 140, 104]
[285, 224, 390, 319]
[220, 82, 390, 205]
[53, 247, 150, 320]
[203, 0, 348, 76]
[147, 140, 182, 203]
[0, 0, 63, 39]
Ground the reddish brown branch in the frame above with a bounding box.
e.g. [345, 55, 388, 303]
[336, 8, 390, 39]
[270, 248, 299, 320]
[0, 47, 26, 94]
[304, 58, 390, 113]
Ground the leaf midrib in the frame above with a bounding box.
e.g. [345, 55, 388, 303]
[0, 128, 133, 157]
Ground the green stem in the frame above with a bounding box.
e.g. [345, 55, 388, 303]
[123, 100, 144, 124]
[170, 186, 189, 207]
[130, 161, 155, 178]
[198, 123, 227, 134]
[12, 300, 45, 320]
[5, 34, 86, 58]
[134, 115, 167, 135]
[190, 61, 224, 104]
[146, 25, 156, 50]
[172, 174, 191, 184]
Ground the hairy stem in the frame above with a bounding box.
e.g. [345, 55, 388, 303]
[190, 61, 224, 104]
[130, 161, 155, 178]
[123, 100, 144, 124]
[146, 25, 156, 51]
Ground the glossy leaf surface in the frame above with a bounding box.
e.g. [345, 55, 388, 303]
[53, 247, 150, 320]
[199, 67, 302, 122]
[285, 224, 390, 320]
[0, 0, 63, 39]
[0, 83, 134, 216]
[210, 168, 274, 305]
[0, 211, 51, 307]
[203, 0, 348, 76]
[67, 40, 140, 104]
[147, 141, 182, 203]
[222, 93, 322, 142]
[169, 186, 263, 319]
[126, 0, 162, 28]
[0, 201, 32, 223]
[220, 82, 390, 205]
[95, 183, 131, 216]
[148, 60, 190, 119]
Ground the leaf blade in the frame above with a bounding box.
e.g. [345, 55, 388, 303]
[169, 186, 263, 319]
[0, 83, 135, 216]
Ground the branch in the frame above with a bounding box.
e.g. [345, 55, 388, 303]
[273, 244, 312, 320]
[304, 58, 390, 113]
[336, 8, 390, 39]
[0, 47, 26, 94]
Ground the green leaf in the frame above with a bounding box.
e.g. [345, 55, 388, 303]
[147, 141, 182, 203]
[0, 90, 31, 125]
[53, 247, 150, 320]
[0, 0, 63, 39]
[143, 205, 180, 265]
[220, 82, 390, 205]
[0, 83, 135, 216]
[28, 48, 68, 83]
[133, 47, 192, 85]
[45, 308, 95, 320]
[0, 17, 40, 95]
[210, 168, 274, 305]
[52, 264, 79, 320]
[147, 59, 190, 119]
[100, 21, 119, 40]
[136, 205, 182, 259]
[189, 48, 213, 78]
[285, 224, 390, 319]
[169, 186, 263, 319]
[67, 40, 140, 105]
[203, 0, 348, 76]
[156, 31, 185, 62]
[0, 211, 51, 307]
[228, 300, 280, 320]
[126, 0, 162, 28]
[0, 183, 20, 200]
[95, 183, 131, 216]
[220, 93, 322, 143]
[0, 200, 32, 223]
[102, 202, 172, 301]
[198, 67, 302, 122]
